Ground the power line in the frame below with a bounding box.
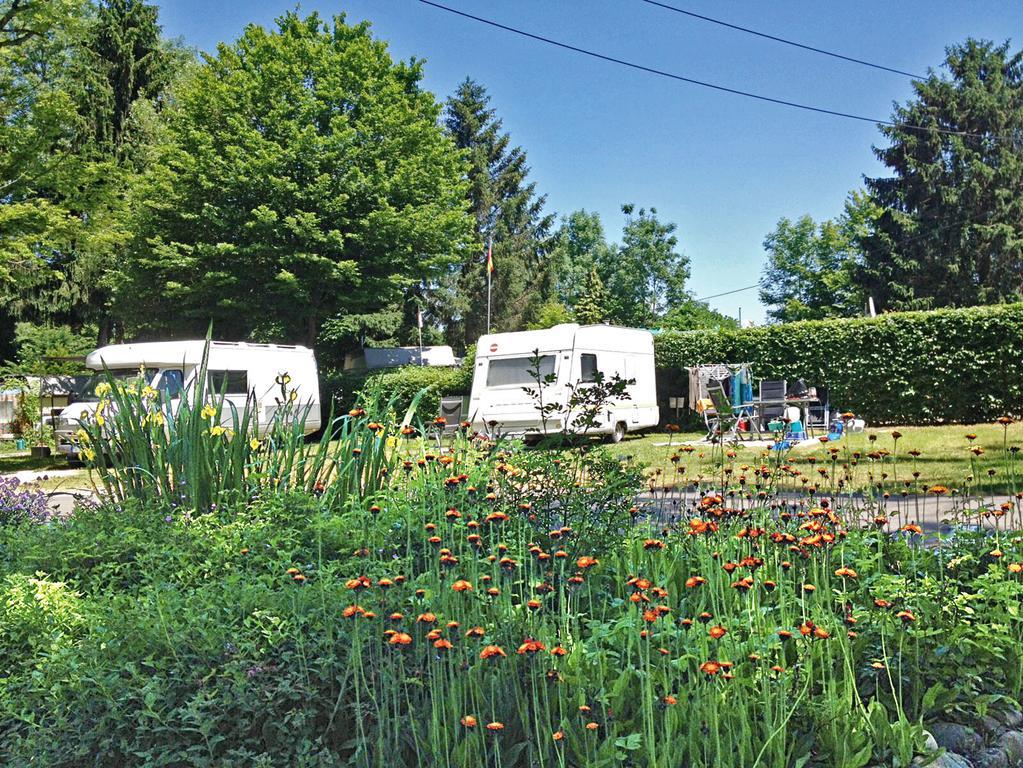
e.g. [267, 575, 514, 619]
[693, 283, 762, 302]
[639, 0, 925, 80]
[418, 0, 1013, 142]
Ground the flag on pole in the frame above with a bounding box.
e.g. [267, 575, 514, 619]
[486, 239, 494, 275]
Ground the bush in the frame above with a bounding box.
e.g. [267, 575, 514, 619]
[323, 349, 474, 421]
[655, 303, 1023, 424]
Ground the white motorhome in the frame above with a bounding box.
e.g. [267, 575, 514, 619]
[469, 324, 659, 442]
[55, 340, 320, 459]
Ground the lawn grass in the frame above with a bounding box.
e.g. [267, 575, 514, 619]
[611, 421, 1023, 496]
[0, 448, 92, 491]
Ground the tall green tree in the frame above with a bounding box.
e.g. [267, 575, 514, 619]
[600, 204, 689, 327]
[118, 12, 473, 347]
[574, 266, 610, 325]
[548, 209, 612, 308]
[661, 297, 738, 330]
[856, 39, 1023, 311]
[442, 78, 554, 349]
[0, 0, 180, 346]
[759, 194, 870, 322]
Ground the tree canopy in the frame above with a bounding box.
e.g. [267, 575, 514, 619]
[855, 39, 1023, 311]
[440, 78, 554, 348]
[117, 12, 473, 346]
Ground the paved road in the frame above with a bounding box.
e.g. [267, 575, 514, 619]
[638, 491, 1021, 533]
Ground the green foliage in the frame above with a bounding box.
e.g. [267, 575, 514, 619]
[526, 300, 574, 330]
[856, 39, 1023, 311]
[660, 295, 738, 331]
[3, 322, 95, 375]
[655, 303, 1023, 424]
[574, 265, 610, 325]
[326, 357, 474, 419]
[117, 12, 473, 346]
[601, 204, 689, 328]
[441, 78, 555, 347]
[760, 206, 864, 322]
[548, 209, 613, 307]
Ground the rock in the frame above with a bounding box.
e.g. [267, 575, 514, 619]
[997, 708, 1023, 731]
[930, 722, 984, 757]
[999, 731, 1023, 765]
[980, 716, 1005, 736]
[977, 747, 1009, 768]
[923, 751, 974, 768]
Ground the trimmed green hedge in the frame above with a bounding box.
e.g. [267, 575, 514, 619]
[655, 303, 1023, 425]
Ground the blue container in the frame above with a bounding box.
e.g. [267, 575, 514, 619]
[15, 438, 26, 451]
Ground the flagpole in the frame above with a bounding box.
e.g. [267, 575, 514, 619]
[486, 236, 492, 334]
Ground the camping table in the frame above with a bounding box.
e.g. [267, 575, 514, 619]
[743, 396, 821, 438]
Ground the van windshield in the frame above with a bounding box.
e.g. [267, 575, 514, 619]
[486, 355, 556, 387]
[76, 369, 156, 401]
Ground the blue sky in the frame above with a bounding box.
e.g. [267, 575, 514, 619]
[156, 1, 1023, 324]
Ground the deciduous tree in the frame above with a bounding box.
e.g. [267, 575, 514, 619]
[118, 12, 473, 346]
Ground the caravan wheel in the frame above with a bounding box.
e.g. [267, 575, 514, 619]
[608, 421, 627, 444]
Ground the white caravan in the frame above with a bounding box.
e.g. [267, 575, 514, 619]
[469, 324, 659, 442]
[55, 340, 320, 459]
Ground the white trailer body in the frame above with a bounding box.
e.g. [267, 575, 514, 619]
[468, 324, 659, 441]
[55, 340, 320, 458]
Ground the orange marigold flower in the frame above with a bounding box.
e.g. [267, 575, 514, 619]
[460, 715, 477, 728]
[874, 598, 893, 608]
[896, 610, 917, 623]
[550, 645, 567, 656]
[643, 539, 666, 550]
[452, 579, 473, 592]
[518, 638, 547, 655]
[480, 644, 507, 660]
[1009, 563, 1023, 574]
[663, 695, 678, 705]
[465, 626, 485, 638]
[585, 722, 599, 731]
[486, 721, 504, 732]
[389, 632, 412, 646]
[552, 730, 565, 741]
[700, 661, 722, 676]
[345, 575, 371, 590]
[417, 612, 437, 624]
[685, 576, 707, 588]
[576, 556, 599, 569]
[708, 625, 727, 640]
[434, 638, 454, 650]
[342, 605, 366, 618]
[835, 567, 858, 578]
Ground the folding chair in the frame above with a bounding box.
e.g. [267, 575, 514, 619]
[758, 379, 787, 431]
[705, 381, 759, 442]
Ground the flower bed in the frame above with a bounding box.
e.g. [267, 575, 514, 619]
[2, 417, 1022, 766]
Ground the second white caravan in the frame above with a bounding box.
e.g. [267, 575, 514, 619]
[468, 324, 659, 442]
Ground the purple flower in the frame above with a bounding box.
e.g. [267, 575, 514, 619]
[0, 477, 48, 525]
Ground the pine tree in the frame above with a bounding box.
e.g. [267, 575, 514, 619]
[442, 78, 554, 349]
[856, 39, 1023, 311]
[574, 267, 610, 325]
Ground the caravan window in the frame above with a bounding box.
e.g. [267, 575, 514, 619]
[579, 353, 599, 383]
[486, 355, 555, 387]
[208, 370, 248, 395]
